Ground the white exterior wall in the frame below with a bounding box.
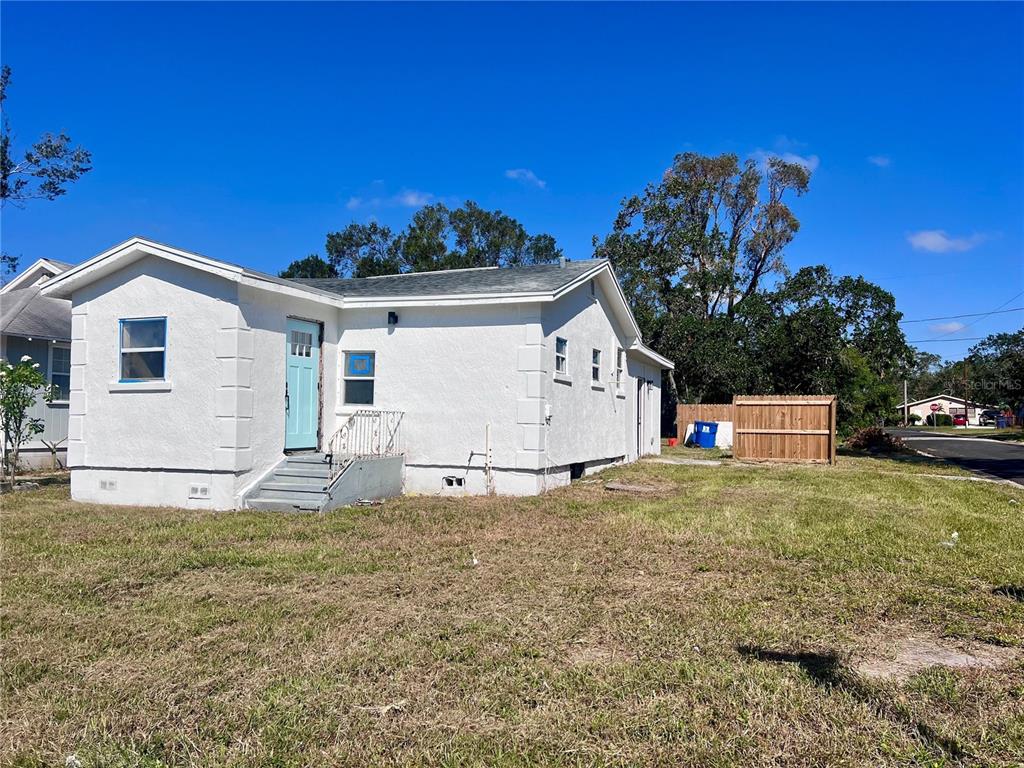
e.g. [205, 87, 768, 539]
[335, 303, 534, 495]
[235, 285, 341, 497]
[65, 257, 669, 507]
[67, 256, 341, 509]
[543, 280, 636, 476]
[338, 284, 664, 496]
[69, 256, 241, 508]
[904, 397, 991, 426]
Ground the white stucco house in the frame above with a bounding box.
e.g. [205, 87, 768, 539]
[897, 394, 997, 426]
[41, 237, 672, 511]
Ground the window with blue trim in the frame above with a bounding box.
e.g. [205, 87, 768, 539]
[120, 318, 166, 381]
[343, 351, 375, 404]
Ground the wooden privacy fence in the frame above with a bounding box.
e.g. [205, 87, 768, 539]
[676, 395, 837, 464]
[675, 402, 735, 426]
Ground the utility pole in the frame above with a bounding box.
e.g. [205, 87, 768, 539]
[963, 360, 970, 427]
[904, 379, 909, 426]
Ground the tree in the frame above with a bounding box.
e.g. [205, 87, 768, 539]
[325, 222, 401, 277]
[903, 350, 947, 401]
[1, 66, 92, 207]
[965, 328, 1024, 411]
[759, 267, 910, 430]
[0, 356, 55, 485]
[1, 252, 18, 286]
[594, 152, 810, 404]
[279, 254, 338, 279]
[325, 202, 562, 277]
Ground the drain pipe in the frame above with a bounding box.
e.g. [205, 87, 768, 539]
[485, 422, 495, 495]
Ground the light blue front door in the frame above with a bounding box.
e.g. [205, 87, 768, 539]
[285, 318, 320, 450]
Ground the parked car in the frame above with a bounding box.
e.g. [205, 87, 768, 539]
[979, 409, 1000, 426]
[952, 414, 967, 426]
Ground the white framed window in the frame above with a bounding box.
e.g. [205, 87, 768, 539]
[592, 348, 602, 383]
[48, 343, 71, 402]
[119, 317, 166, 381]
[555, 337, 568, 375]
[616, 348, 624, 390]
[343, 351, 375, 405]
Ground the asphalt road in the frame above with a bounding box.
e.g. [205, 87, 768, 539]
[889, 429, 1024, 485]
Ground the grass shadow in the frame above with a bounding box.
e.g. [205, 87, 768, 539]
[838, 447, 957, 472]
[736, 645, 845, 687]
[737, 643, 968, 760]
[993, 585, 1024, 603]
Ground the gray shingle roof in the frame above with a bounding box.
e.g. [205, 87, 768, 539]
[0, 286, 72, 341]
[289, 259, 605, 298]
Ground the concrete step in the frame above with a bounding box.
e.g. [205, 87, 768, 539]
[274, 466, 331, 479]
[260, 481, 328, 494]
[285, 453, 329, 465]
[247, 497, 322, 512]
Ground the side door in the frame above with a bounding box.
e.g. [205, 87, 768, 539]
[285, 318, 320, 450]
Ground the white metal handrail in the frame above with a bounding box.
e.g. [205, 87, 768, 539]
[326, 409, 404, 483]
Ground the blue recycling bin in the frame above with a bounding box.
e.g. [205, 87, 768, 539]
[693, 420, 719, 449]
[996, 416, 1008, 428]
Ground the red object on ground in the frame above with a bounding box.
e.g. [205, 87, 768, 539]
[667, 437, 678, 447]
[953, 415, 967, 426]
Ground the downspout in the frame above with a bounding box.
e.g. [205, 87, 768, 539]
[485, 422, 495, 495]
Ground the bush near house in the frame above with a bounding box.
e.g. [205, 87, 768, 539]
[926, 413, 954, 427]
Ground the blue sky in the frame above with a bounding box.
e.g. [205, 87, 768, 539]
[2, 1, 1021, 360]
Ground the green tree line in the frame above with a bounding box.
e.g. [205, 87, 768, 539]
[282, 152, 1018, 435]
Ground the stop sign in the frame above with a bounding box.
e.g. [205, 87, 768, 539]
[930, 403, 941, 412]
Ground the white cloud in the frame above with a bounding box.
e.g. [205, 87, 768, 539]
[929, 321, 966, 334]
[867, 155, 891, 167]
[907, 230, 987, 253]
[780, 152, 820, 172]
[751, 148, 820, 173]
[345, 188, 433, 211]
[505, 168, 547, 189]
[394, 189, 433, 207]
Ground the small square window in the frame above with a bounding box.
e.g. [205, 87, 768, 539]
[592, 349, 601, 383]
[555, 337, 568, 375]
[344, 351, 375, 405]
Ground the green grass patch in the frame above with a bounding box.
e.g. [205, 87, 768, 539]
[3, 459, 1022, 767]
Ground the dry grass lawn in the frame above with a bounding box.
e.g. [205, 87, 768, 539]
[3, 453, 1023, 767]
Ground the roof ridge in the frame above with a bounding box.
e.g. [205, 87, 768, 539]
[363, 265, 500, 279]
[339, 258, 606, 282]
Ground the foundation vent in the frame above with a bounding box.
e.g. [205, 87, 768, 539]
[189, 484, 210, 500]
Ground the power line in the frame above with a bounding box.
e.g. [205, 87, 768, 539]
[907, 337, 986, 343]
[909, 290, 1024, 343]
[899, 306, 1024, 324]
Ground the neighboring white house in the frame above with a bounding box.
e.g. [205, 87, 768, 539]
[1, 258, 76, 469]
[898, 394, 997, 426]
[41, 237, 672, 510]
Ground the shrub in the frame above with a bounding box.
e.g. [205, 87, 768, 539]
[1, 356, 55, 484]
[908, 413, 922, 425]
[845, 427, 905, 453]
[926, 413, 953, 427]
